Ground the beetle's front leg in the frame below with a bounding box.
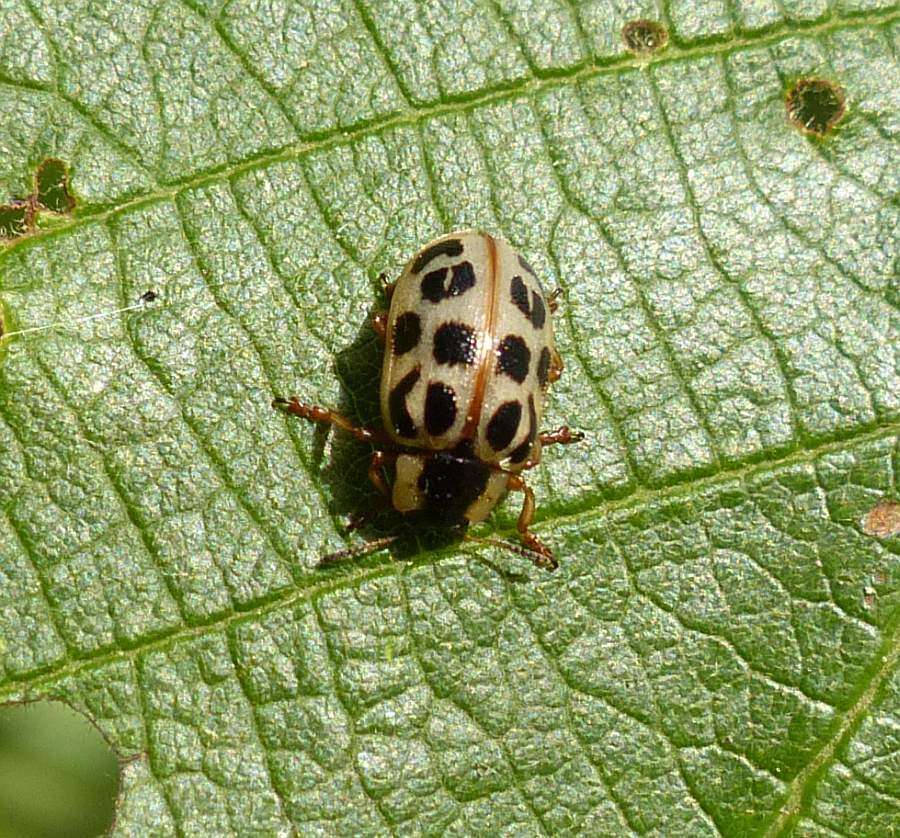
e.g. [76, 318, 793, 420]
[379, 272, 395, 299]
[273, 397, 393, 446]
[507, 473, 557, 571]
[372, 272, 394, 341]
[539, 426, 585, 446]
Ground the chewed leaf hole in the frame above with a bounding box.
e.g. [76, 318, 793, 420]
[34, 158, 75, 214]
[0, 158, 76, 243]
[622, 20, 669, 54]
[0, 700, 119, 837]
[0, 203, 31, 240]
[786, 78, 846, 137]
[862, 500, 900, 538]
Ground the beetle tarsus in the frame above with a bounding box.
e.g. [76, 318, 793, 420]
[507, 473, 557, 571]
[539, 426, 585, 446]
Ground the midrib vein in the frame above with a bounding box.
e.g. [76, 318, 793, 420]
[1, 417, 896, 701]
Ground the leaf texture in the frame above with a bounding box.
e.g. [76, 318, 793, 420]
[0, 1, 897, 834]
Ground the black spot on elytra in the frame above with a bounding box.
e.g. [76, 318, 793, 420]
[421, 261, 476, 303]
[537, 347, 551, 388]
[433, 321, 476, 366]
[622, 19, 668, 54]
[497, 335, 530, 384]
[389, 367, 420, 438]
[412, 238, 464, 273]
[530, 292, 546, 329]
[424, 382, 457, 436]
[511, 275, 530, 317]
[486, 400, 522, 452]
[508, 395, 537, 463]
[392, 311, 421, 356]
[786, 78, 846, 137]
[418, 453, 490, 523]
[510, 274, 546, 329]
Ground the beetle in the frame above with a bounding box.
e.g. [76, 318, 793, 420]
[274, 231, 583, 570]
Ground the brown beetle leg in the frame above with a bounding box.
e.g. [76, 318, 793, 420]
[539, 426, 585, 446]
[507, 474, 557, 571]
[273, 397, 393, 446]
[548, 288, 562, 314]
[379, 272, 395, 300]
[517, 426, 584, 470]
[548, 348, 564, 383]
[368, 450, 395, 497]
[346, 451, 397, 531]
[372, 311, 389, 341]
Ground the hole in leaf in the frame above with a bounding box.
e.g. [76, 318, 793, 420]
[786, 78, 846, 137]
[862, 500, 900, 538]
[0, 203, 32, 240]
[0, 700, 119, 837]
[622, 20, 669, 54]
[34, 158, 76, 214]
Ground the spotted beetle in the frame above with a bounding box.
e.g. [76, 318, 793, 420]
[275, 231, 583, 570]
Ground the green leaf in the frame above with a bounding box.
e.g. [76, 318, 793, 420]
[0, 1, 897, 835]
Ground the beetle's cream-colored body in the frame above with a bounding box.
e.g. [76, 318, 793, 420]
[380, 231, 560, 523]
[276, 230, 578, 569]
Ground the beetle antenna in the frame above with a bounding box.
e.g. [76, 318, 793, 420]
[463, 535, 557, 570]
[319, 535, 399, 566]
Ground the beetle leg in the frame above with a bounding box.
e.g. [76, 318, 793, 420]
[368, 450, 395, 497]
[507, 474, 557, 571]
[345, 451, 397, 531]
[539, 426, 585, 446]
[372, 311, 389, 341]
[379, 272, 395, 300]
[273, 397, 393, 446]
[548, 348, 564, 383]
[548, 288, 562, 313]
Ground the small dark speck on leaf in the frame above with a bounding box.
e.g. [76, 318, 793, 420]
[140, 290, 158, 304]
[622, 20, 669, 55]
[862, 500, 900, 538]
[786, 78, 846, 137]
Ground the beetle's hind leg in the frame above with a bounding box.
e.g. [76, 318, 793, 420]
[273, 397, 392, 446]
[507, 473, 557, 571]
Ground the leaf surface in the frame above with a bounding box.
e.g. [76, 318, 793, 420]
[0, 1, 897, 834]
